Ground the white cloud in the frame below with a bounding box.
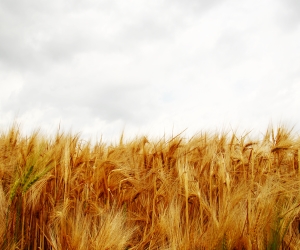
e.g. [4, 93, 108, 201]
[0, 0, 299, 142]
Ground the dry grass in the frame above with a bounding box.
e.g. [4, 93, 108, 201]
[0, 124, 300, 249]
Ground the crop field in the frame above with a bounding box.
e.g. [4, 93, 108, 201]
[1, 125, 300, 249]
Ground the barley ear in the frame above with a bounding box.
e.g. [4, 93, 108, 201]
[21, 165, 34, 186]
[10, 179, 21, 201]
[22, 175, 40, 193]
[22, 165, 53, 193]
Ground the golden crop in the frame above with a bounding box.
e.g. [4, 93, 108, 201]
[1, 125, 300, 249]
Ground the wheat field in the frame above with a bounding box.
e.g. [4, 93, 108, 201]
[0, 125, 300, 249]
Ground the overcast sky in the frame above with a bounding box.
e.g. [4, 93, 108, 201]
[0, 0, 300, 142]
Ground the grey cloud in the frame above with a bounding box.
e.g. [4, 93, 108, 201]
[120, 18, 173, 44]
[42, 31, 94, 63]
[62, 0, 115, 12]
[86, 84, 160, 124]
[0, 1, 57, 70]
[213, 30, 247, 67]
[276, 0, 300, 30]
[169, 0, 225, 15]
[0, 0, 120, 71]
[0, 0, 178, 72]
[4, 80, 160, 125]
[0, 0, 225, 74]
[280, 0, 300, 9]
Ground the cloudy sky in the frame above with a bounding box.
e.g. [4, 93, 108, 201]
[0, 0, 300, 142]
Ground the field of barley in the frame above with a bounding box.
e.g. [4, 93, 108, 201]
[1, 125, 300, 249]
